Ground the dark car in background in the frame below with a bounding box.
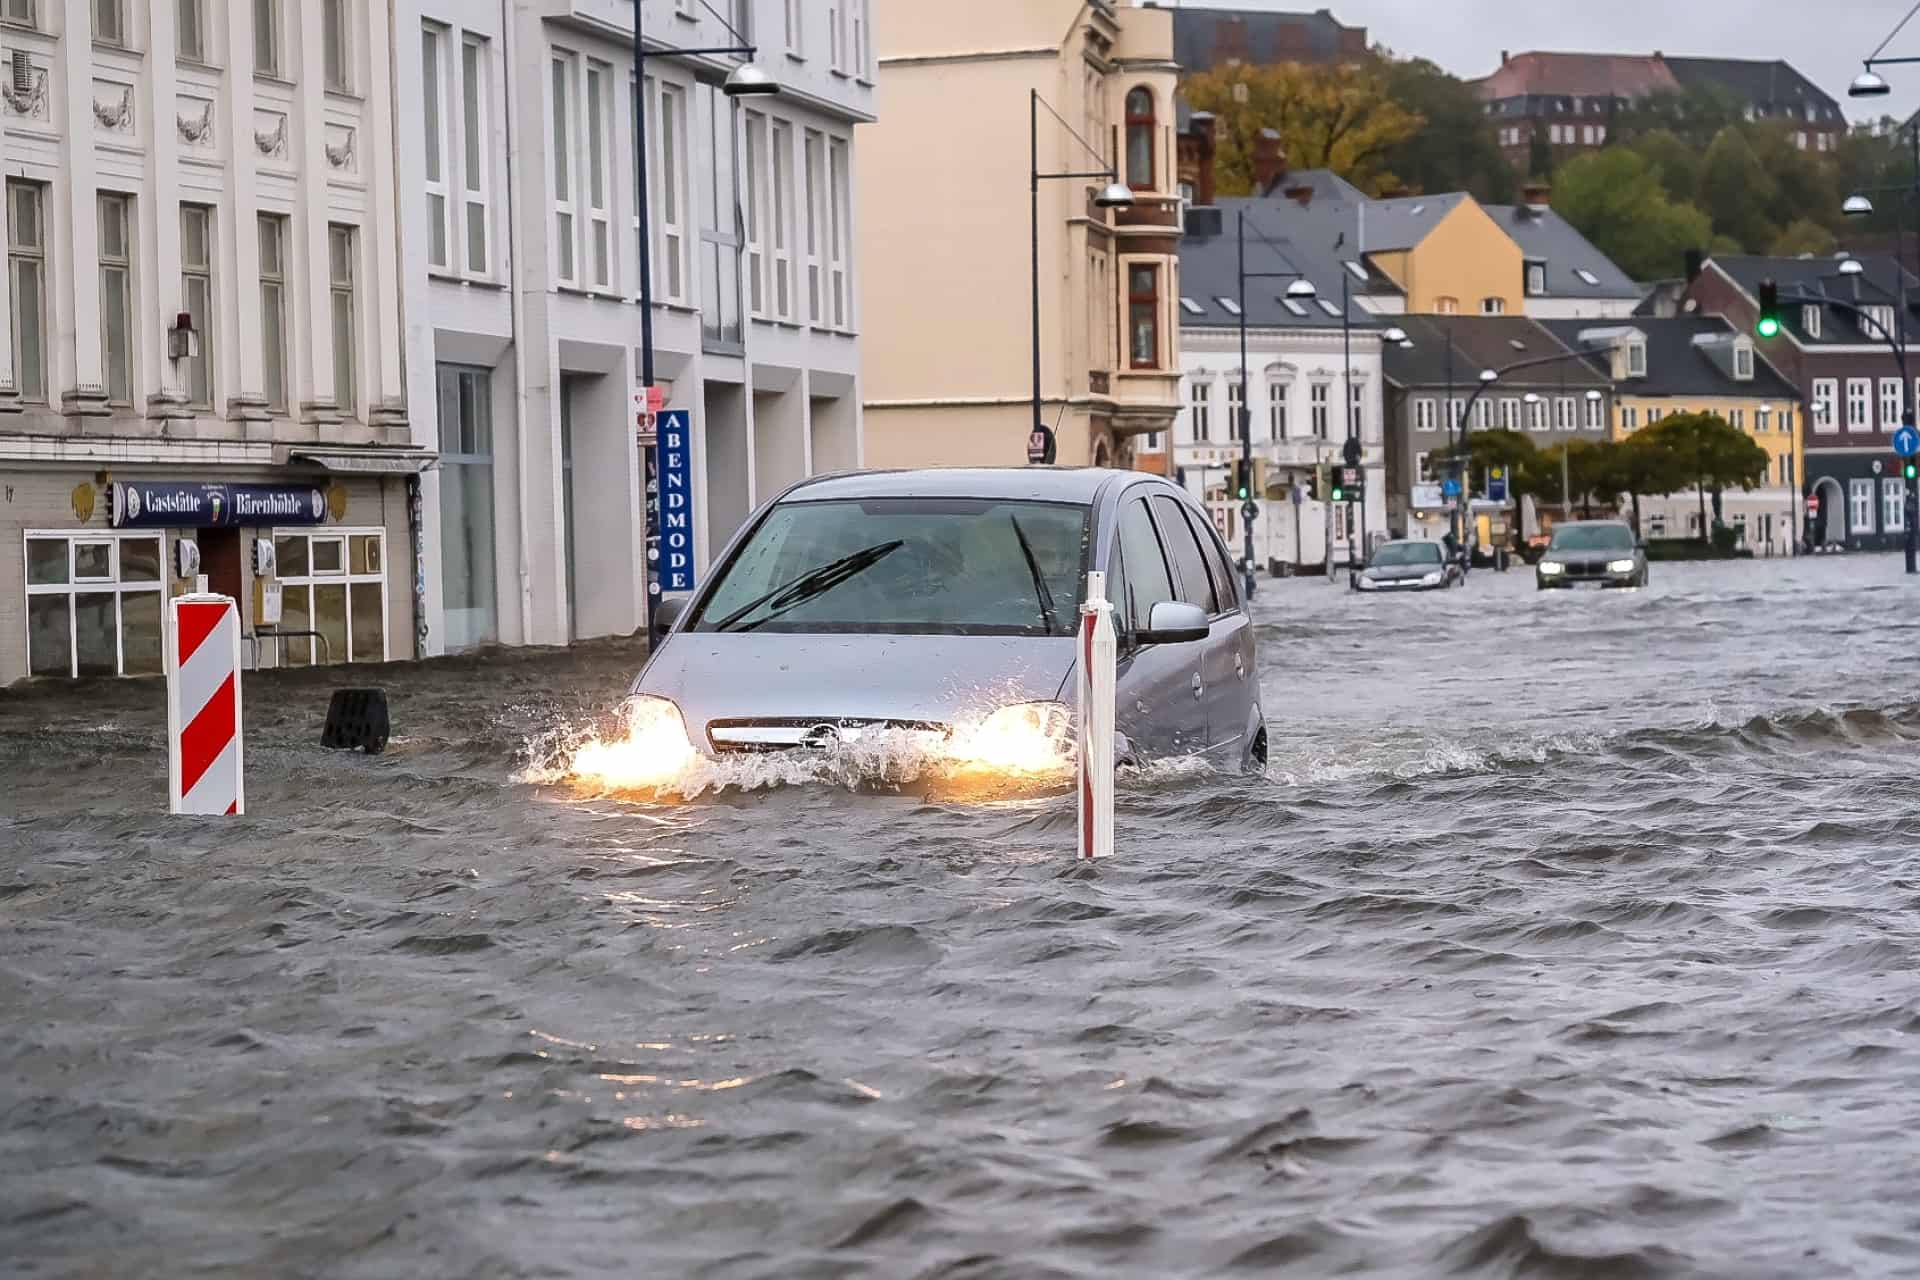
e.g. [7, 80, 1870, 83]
[1536, 520, 1648, 589]
[1354, 539, 1464, 592]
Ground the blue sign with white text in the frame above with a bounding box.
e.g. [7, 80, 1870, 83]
[108, 481, 329, 529]
[1895, 425, 1919, 458]
[656, 410, 697, 593]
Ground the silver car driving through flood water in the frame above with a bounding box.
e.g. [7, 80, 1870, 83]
[622, 468, 1267, 782]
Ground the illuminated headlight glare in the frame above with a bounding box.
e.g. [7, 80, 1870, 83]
[1419, 570, 1444, 585]
[949, 701, 1073, 774]
[1539, 561, 1565, 575]
[570, 694, 697, 788]
[1607, 559, 1638, 574]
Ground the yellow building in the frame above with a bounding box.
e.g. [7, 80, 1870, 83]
[1544, 318, 1804, 554]
[1360, 194, 1525, 317]
[858, 0, 1182, 469]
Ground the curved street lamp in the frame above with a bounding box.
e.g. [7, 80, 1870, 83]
[722, 62, 780, 96]
[1843, 194, 1876, 218]
[1851, 68, 1892, 98]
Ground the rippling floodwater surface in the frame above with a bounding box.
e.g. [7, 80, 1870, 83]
[7, 556, 1920, 1279]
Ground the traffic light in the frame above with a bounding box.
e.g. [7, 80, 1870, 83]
[1905, 460, 1917, 483]
[1231, 458, 1251, 501]
[1306, 465, 1323, 501]
[1757, 278, 1781, 339]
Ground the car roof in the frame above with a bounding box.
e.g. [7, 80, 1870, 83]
[780, 467, 1163, 505]
[1554, 519, 1631, 527]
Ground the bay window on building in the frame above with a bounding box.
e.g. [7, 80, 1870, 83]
[98, 193, 133, 406]
[328, 224, 357, 415]
[438, 365, 498, 650]
[24, 533, 164, 678]
[273, 530, 387, 666]
[7, 181, 45, 403]
[258, 214, 289, 413]
[1128, 264, 1159, 368]
[1125, 88, 1155, 189]
[180, 204, 214, 409]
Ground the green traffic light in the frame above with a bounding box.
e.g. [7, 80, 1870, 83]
[1906, 462, 1917, 482]
[1330, 487, 1345, 502]
[1756, 317, 1780, 338]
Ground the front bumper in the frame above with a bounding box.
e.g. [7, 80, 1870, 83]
[1538, 568, 1638, 588]
[1356, 576, 1448, 593]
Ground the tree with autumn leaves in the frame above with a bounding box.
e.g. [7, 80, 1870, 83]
[1183, 61, 1423, 197]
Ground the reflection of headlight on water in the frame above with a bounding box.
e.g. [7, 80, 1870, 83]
[570, 695, 697, 789]
[945, 701, 1074, 776]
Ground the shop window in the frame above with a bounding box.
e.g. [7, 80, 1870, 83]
[23, 532, 164, 678]
[272, 529, 387, 666]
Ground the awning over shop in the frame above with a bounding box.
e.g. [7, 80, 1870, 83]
[288, 447, 437, 475]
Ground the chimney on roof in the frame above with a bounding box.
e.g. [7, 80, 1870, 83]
[1282, 184, 1314, 207]
[1253, 128, 1286, 196]
[1501, 50, 1509, 66]
[1521, 181, 1550, 208]
[1684, 249, 1702, 283]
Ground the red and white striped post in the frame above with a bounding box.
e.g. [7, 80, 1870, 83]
[1077, 571, 1117, 861]
[165, 591, 245, 815]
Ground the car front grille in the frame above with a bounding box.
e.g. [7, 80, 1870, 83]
[706, 717, 949, 753]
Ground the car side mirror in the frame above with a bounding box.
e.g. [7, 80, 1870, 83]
[1136, 600, 1209, 645]
[649, 595, 688, 641]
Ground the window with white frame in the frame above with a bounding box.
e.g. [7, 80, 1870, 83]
[24, 533, 164, 678]
[744, 111, 769, 317]
[1626, 337, 1647, 377]
[1621, 405, 1637, 430]
[1414, 397, 1436, 431]
[1349, 377, 1366, 435]
[1449, 398, 1466, 431]
[851, 0, 868, 77]
[1729, 408, 1744, 430]
[586, 60, 614, 290]
[551, 53, 579, 286]
[804, 128, 825, 324]
[1310, 382, 1329, 437]
[98, 193, 133, 406]
[1802, 304, 1821, 340]
[1733, 340, 1754, 380]
[7, 181, 45, 403]
[1645, 408, 1663, 423]
[329, 223, 357, 415]
[1481, 296, 1505, 315]
[94, 0, 123, 45]
[1527, 398, 1547, 431]
[1584, 395, 1603, 429]
[422, 25, 452, 272]
[1778, 454, 1792, 487]
[1866, 305, 1896, 340]
[770, 119, 794, 319]
[1268, 377, 1288, 439]
[254, 0, 280, 75]
[828, 136, 851, 328]
[1847, 377, 1872, 431]
[1812, 378, 1837, 433]
[827, 0, 845, 73]
[785, 0, 802, 55]
[1500, 398, 1520, 430]
[1225, 380, 1243, 440]
[1851, 478, 1874, 534]
[272, 530, 388, 667]
[180, 204, 215, 409]
[1555, 396, 1575, 430]
[461, 36, 492, 275]
[323, 0, 350, 92]
[258, 213, 288, 414]
[1882, 377, 1902, 429]
[177, 0, 206, 62]
[1886, 478, 1907, 532]
[3, 0, 34, 26]
[1476, 398, 1493, 429]
[640, 77, 688, 303]
[1190, 378, 1211, 442]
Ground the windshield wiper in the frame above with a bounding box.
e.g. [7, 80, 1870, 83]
[711, 540, 905, 633]
[1008, 516, 1060, 635]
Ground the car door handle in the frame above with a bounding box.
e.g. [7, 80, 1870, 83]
[1192, 672, 1204, 699]
[1234, 652, 1246, 680]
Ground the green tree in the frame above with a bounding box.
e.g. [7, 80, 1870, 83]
[1700, 127, 1779, 251]
[1553, 148, 1715, 281]
[1750, 122, 1841, 241]
[1641, 411, 1771, 535]
[1378, 56, 1515, 202]
[1528, 121, 1553, 181]
[1615, 84, 1747, 149]
[1182, 62, 1423, 196]
[1433, 428, 1545, 526]
[1769, 217, 1837, 258]
[1608, 430, 1691, 532]
[1628, 129, 1703, 205]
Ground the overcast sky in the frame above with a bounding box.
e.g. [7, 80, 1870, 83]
[1161, 0, 1920, 125]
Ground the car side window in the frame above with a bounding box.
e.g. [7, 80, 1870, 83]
[1151, 495, 1219, 615]
[1182, 503, 1239, 614]
[1116, 498, 1174, 629]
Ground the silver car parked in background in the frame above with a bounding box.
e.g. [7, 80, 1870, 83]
[629, 468, 1268, 775]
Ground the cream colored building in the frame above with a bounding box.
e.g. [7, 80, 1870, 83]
[859, 0, 1181, 469]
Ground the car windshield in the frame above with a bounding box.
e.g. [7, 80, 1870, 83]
[691, 497, 1090, 636]
[1372, 542, 1443, 567]
[1550, 524, 1635, 552]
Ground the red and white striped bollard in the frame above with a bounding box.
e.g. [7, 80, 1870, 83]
[165, 592, 245, 815]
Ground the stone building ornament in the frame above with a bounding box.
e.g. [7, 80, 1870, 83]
[324, 129, 356, 169]
[254, 115, 288, 157]
[177, 101, 214, 145]
[93, 85, 134, 132]
[2, 58, 48, 120]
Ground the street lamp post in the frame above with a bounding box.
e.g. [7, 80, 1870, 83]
[1449, 345, 1610, 554]
[633, 0, 777, 633]
[1332, 269, 1409, 580]
[1030, 91, 1132, 466]
[1233, 207, 1317, 597]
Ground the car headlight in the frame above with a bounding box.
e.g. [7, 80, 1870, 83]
[1419, 570, 1444, 585]
[570, 694, 697, 788]
[948, 701, 1073, 774]
[1607, 559, 1638, 574]
[1538, 561, 1565, 575]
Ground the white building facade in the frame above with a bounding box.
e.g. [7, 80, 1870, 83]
[1, 0, 432, 683]
[408, 0, 871, 653]
[1173, 326, 1389, 571]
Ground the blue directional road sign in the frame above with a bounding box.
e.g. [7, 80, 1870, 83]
[1441, 477, 1462, 499]
[1895, 425, 1920, 458]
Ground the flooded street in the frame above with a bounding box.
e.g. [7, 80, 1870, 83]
[7, 555, 1920, 1278]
